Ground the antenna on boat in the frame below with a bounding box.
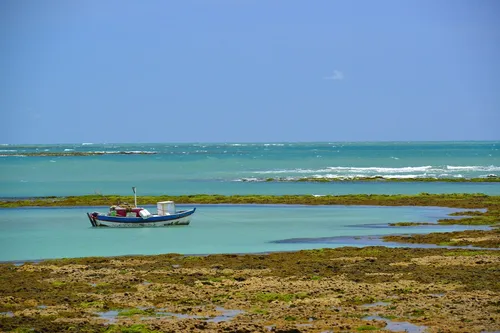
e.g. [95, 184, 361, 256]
[132, 187, 137, 207]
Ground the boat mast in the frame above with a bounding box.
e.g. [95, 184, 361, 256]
[132, 187, 137, 207]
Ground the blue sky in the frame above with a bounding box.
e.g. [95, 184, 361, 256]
[1, 0, 499, 143]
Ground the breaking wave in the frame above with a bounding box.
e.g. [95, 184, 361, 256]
[241, 165, 500, 181]
[252, 165, 499, 175]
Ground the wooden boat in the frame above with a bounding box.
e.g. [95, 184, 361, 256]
[86, 187, 195, 227]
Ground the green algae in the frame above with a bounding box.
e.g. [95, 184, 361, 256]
[80, 301, 106, 309]
[117, 308, 154, 317]
[2, 193, 500, 210]
[383, 229, 500, 248]
[444, 250, 491, 256]
[449, 210, 486, 216]
[51, 281, 66, 287]
[210, 294, 229, 303]
[251, 307, 269, 315]
[389, 222, 434, 226]
[255, 292, 308, 303]
[438, 216, 499, 225]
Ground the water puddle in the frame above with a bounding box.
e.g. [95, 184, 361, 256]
[97, 310, 119, 323]
[206, 307, 244, 322]
[361, 301, 391, 308]
[97, 306, 242, 323]
[364, 315, 427, 333]
[154, 311, 204, 320]
[271, 225, 494, 250]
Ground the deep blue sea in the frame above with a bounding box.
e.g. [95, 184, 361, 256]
[0, 141, 498, 261]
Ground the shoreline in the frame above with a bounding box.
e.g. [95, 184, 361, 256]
[2, 193, 499, 332]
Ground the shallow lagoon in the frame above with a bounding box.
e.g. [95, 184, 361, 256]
[0, 204, 485, 262]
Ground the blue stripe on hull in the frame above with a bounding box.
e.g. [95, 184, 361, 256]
[89, 208, 196, 226]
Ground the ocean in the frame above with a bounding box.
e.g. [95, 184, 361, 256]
[1, 141, 499, 197]
[0, 141, 498, 261]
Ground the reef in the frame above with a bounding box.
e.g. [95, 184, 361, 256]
[1, 247, 499, 333]
[2, 193, 500, 210]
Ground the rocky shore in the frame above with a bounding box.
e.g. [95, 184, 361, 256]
[1, 247, 499, 333]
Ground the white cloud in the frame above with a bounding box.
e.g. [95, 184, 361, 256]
[324, 70, 344, 80]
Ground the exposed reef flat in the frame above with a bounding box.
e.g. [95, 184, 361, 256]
[1, 247, 499, 333]
[2, 193, 500, 211]
[383, 229, 500, 248]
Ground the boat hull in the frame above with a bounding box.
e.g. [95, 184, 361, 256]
[87, 208, 196, 228]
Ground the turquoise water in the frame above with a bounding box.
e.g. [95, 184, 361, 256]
[1, 141, 499, 197]
[0, 142, 498, 261]
[0, 204, 484, 262]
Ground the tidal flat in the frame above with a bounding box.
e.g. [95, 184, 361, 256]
[1, 194, 499, 332]
[1, 247, 499, 333]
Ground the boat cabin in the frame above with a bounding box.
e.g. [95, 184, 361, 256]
[108, 201, 175, 218]
[109, 206, 143, 217]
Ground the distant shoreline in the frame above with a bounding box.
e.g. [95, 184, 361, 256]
[249, 176, 500, 182]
